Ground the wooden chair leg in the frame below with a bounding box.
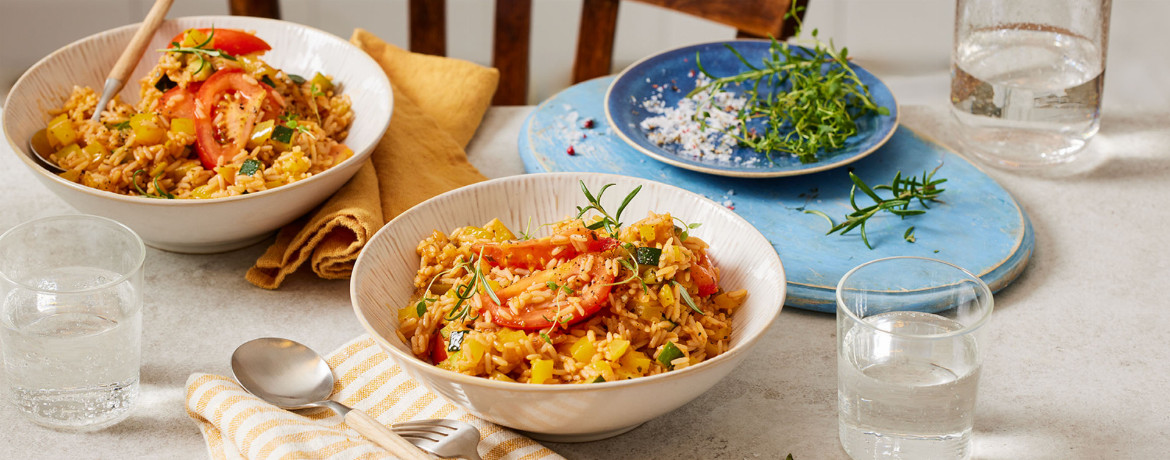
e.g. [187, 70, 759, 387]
[572, 0, 620, 84]
[229, 0, 280, 19]
[492, 0, 532, 105]
[409, 0, 446, 56]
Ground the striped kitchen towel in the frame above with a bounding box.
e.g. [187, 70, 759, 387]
[185, 335, 563, 460]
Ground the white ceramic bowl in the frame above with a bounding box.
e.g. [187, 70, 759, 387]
[351, 173, 786, 442]
[2, 16, 392, 253]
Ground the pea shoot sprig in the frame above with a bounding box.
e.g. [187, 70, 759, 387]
[162, 27, 237, 74]
[132, 169, 174, 199]
[805, 166, 946, 249]
[687, 5, 888, 164]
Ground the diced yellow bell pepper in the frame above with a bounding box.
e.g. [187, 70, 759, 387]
[620, 350, 652, 375]
[713, 289, 748, 310]
[179, 28, 209, 48]
[149, 162, 168, 178]
[606, 339, 630, 361]
[658, 284, 676, 308]
[57, 169, 81, 182]
[397, 306, 416, 323]
[489, 371, 516, 382]
[247, 119, 274, 148]
[482, 218, 516, 242]
[569, 337, 595, 363]
[190, 184, 215, 199]
[589, 361, 616, 382]
[638, 225, 656, 243]
[55, 143, 82, 163]
[170, 117, 195, 136]
[494, 328, 528, 352]
[529, 359, 554, 384]
[46, 114, 77, 148]
[633, 296, 662, 323]
[81, 143, 108, 163]
[130, 113, 166, 145]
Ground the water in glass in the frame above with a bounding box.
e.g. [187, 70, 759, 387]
[1, 266, 141, 431]
[838, 311, 980, 460]
[951, 26, 1105, 166]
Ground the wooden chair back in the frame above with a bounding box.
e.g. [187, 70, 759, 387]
[229, 0, 807, 105]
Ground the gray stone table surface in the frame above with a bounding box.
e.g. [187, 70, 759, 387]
[2, 49, 1170, 460]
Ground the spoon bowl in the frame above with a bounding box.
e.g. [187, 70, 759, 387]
[28, 129, 65, 173]
[230, 337, 431, 460]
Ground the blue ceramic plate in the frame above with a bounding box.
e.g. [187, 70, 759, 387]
[605, 40, 900, 178]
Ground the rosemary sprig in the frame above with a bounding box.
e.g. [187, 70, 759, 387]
[162, 27, 237, 75]
[575, 181, 641, 235]
[131, 169, 174, 199]
[688, 4, 888, 164]
[812, 166, 946, 249]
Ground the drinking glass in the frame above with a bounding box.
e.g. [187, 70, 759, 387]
[836, 257, 993, 460]
[950, 0, 1112, 168]
[0, 215, 146, 431]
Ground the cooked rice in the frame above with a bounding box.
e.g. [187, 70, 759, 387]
[42, 29, 354, 199]
[397, 212, 747, 384]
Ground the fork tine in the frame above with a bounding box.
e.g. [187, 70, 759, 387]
[393, 420, 461, 430]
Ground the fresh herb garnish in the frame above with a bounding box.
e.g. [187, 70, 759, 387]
[260, 74, 278, 88]
[288, 74, 306, 84]
[575, 181, 641, 235]
[106, 121, 131, 131]
[131, 169, 174, 199]
[688, 4, 888, 164]
[812, 166, 946, 249]
[163, 27, 237, 75]
[657, 341, 684, 369]
[415, 298, 430, 317]
[278, 113, 316, 140]
[673, 218, 702, 241]
[592, 376, 606, 383]
[539, 332, 552, 344]
[672, 280, 704, 315]
[617, 258, 649, 294]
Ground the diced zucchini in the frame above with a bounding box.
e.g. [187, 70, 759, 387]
[634, 246, 662, 265]
[657, 342, 684, 369]
[239, 158, 263, 176]
[310, 72, 334, 93]
[271, 124, 294, 145]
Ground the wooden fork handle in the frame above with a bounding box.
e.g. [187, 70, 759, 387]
[346, 409, 434, 459]
[109, 0, 174, 84]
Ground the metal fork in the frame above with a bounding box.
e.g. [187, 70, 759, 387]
[393, 419, 483, 460]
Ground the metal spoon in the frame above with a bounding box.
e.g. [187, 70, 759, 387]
[231, 337, 431, 460]
[29, 0, 174, 173]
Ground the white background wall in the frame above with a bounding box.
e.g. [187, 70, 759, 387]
[0, 0, 1164, 109]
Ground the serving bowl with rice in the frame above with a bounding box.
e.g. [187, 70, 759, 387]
[3, 16, 392, 252]
[351, 173, 786, 441]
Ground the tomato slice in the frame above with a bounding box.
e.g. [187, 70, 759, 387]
[690, 252, 719, 297]
[169, 28, 271, 56]
[474, 226, 618, 271]
[158, 82, 201, 120]
[479, 254, 616, 330]
[193, 69, 285, 169]
[430, 332, 448, 364]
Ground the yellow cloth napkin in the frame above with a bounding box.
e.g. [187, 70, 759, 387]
[186, 335, 564, 460]
[246, 29, 497, 289]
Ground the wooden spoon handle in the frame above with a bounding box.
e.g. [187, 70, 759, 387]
[345, 409, 434, 459]
[109, 0, 174, 83]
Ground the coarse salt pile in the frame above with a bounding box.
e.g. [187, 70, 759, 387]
[639, 77, 749, 163]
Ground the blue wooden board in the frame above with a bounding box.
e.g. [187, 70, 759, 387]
[519, 77, 1033, 313]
